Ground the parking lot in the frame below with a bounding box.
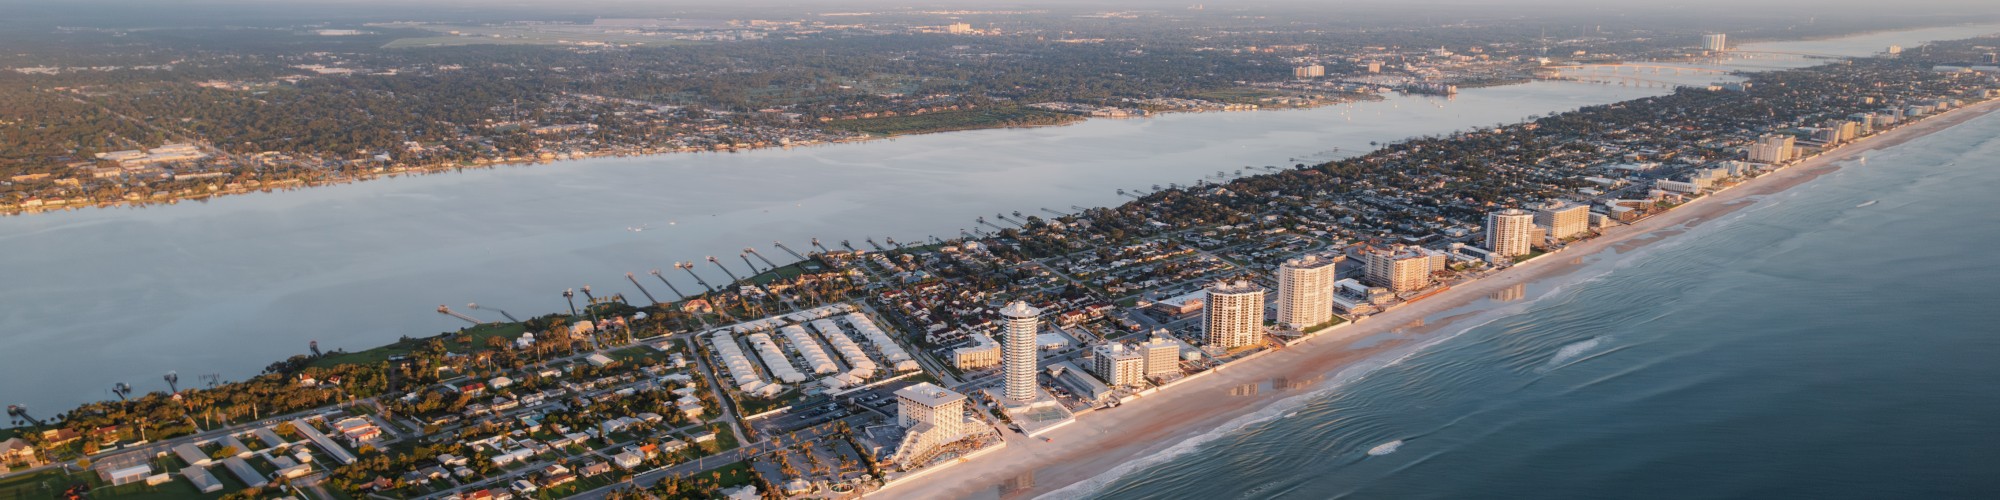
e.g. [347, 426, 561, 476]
[750, 378, 925, 436]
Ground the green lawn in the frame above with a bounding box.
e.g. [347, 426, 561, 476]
[310, 322, 528, 368]
[533, 473, 618, 499]
[747, 263, 811, 285]
[738, 389, 805, 416]
[1302, 316, 1349, 334]
[663, 460, 755, 499]
[699, 424, 738, 452]
[606, 347, 666, 365]
[0, 468, 230, 500]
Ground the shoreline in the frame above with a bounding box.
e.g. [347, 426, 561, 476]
[0, 98, 1363, 218]
[870, 95, 2000, 500]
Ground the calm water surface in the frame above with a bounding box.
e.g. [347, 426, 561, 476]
[0, 82, 1659, 409]
[1, 23, 1995, 416]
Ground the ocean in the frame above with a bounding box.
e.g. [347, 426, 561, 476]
[1076, 98, 2000, 497]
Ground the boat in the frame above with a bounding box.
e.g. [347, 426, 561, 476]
[1856, 200, 1878, 207]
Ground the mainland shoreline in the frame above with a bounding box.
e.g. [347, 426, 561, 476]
[871, 91, 2000, 500]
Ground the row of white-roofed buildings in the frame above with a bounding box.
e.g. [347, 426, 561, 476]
[702, 304, 924, 402]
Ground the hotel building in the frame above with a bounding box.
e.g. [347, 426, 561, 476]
[1486, 208, 1536, 257]
[1364, 245, 1447, 293]
[894, 383, 967, 464]
[1203, 281, 1267, 350]
[1534, 201, 1591, 241]
[1276, 254, 1339, 330]
[1092, 343, 1147, 387]
[999, 301, 1043, 402]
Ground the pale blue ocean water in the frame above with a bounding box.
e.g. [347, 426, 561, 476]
[1079, 107, 2000, 499]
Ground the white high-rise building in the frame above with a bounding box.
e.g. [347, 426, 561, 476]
[1363, 245, 1446, 292]
[1092, 344, 1147, 387]
[1534, 201, 1591, 241]
[894, 383, 967, 464]
[1486, 208, 1536, 258]
[1203, 281, 1266, 350]
[1276, 255, 1339, 330]
[1702, 33, 1728, 52]
[999, 301, 1042, 402]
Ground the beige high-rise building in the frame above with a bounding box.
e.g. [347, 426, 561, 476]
[1292, 64, 1325, 79]
[1486, 208, 1536, 257]
[1363, 245, 1445, 293]
[950, 332, 1001, 370]
[1702, 33, 1728, 52]
[1203, 281, 1266, 350]
[1534, 201, 1591, 241]
[1141, 336, 1181, 378]
[999, 301, 1042, 402]
[894, 382, 966, 464]
[1748, 134, 1796, 164]
[1276, 254, 1339, 330]
[1092, 343, 1147, 387]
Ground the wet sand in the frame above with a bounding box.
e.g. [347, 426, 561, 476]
[874, 97, 2000, 500]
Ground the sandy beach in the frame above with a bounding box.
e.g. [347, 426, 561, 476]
[873, 96, 2000, 500]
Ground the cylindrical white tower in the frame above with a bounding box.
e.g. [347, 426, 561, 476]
[1000, 301, 1043, 402]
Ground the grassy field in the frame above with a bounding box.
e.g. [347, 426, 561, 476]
[0, 467, 231, 500]
[532, 473, 619, 499]
[1302, 316, 1349, 334]
[747, 262, 814, 285]
[824, 107, 1080, 136]
[699, 424, 739, 451]
[606, 346, 668, 365]
[738, 388, 805, 417]
[310, 322, 528, 368]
